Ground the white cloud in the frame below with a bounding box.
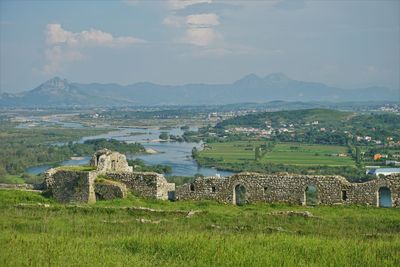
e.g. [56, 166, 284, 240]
[46, 24, 145, 47]
[42, 46, 84, 75]
[43, 24, 145, 74]
[186, 13, 219, 26]
[167, 0, 212, 10]
[183, 27, 221, 46]
[164, 13, 221, 47]
[46, 24, 77, 46]
[163, 16, 185, 27]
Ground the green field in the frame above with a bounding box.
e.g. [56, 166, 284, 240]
[0, 190, 399, 266]
[200, 141, 263, 163]
[199, 141, 356, 167]
[260, 143, 355, 166]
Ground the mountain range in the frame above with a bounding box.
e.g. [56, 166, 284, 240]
[0, 73, 398, 107]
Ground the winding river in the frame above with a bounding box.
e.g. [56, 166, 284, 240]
[26, 126, 235, 177]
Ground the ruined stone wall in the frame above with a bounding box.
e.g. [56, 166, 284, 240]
[45, 169, 96, 204]
[347, 176, 400, 206]
[95, 180, 127, 200]
[90, 149, 133, 173]
[44, 149, 400, 206]
[176, 173, 400, 207]
[104, 171, 171, 200]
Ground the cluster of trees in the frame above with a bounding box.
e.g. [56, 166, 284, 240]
[159, 132, 186, 142]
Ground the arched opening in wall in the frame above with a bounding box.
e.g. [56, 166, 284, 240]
[190, 183, 195, 192]
[304, 185, 318, 206]
[378, 187, 392, 207]
[96, 155, 101, 166]
[234, 184, 246, 206]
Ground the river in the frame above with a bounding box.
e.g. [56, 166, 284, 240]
[26, 126, 235, 177]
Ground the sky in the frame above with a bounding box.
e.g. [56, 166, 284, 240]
[0, 0, 399, 93]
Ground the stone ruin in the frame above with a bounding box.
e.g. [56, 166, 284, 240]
[44, 149, 400, 207]
[44, 149, 175, 203]
[176, 173, 400, 207]
[91, 149, 133, 173]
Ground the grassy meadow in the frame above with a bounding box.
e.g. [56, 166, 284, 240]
[1, 190, 399, 266]
[199, 141, 355, 167]
[260, 143, 355, 166]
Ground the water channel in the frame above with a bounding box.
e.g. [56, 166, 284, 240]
[26, 125, 235, 177]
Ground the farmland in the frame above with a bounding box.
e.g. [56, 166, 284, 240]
[198, 141, 356, 167]
[260, 143, 355, 166]
[1, 190, 400, 266]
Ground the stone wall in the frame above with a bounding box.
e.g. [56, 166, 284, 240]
[90, 149, 133, 173]
[104, 171, 173, 200]
[176, 172, 400, 207]
[43, 149, 400, 207]
[44, 169, 96, 204]
[94, 179, 127, 200]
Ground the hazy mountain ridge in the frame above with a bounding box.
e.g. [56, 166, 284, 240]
[0, 74, 397, 107]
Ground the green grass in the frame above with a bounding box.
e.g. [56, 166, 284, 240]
[57, 165, 96, 172]
[200, 141, 265, 163]
[0, 190, 399, 266]
[0, 175, 25, 184]
[199, 141, 356, 167]
[260, 143, 355, 166]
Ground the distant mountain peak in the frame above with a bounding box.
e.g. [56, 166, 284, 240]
[33, 77, 70, 93]
[242, 73, 262, 80]
[233, 73, 263, 86]
[0, 74, 396, 107]
[264, 72, 289, 81]
[43, 77, 69, 87]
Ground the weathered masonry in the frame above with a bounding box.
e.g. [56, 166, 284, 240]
[45, 149, 399, 207]
[176, 173, 400, 207]
[44, 149, 175, 203]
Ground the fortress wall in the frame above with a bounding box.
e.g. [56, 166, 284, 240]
[94, 178, 127, 200]
[176, 173, 400, 207]
[45, 170, 96, 203]
[105, 171, 170, 199]
[44, 150, 400, 206]
[348, 177, 400, 206]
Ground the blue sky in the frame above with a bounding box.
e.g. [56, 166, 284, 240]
[0, 0, 399, 93]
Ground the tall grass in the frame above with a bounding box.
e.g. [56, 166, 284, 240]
[0, 190, 399, 266]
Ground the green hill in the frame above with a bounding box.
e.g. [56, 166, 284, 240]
[216, 108, 353, 129]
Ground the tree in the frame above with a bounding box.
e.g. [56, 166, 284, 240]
[255, 146, 261, 161]
[159, 132, 169, 140]
[356, 146, 361, 164]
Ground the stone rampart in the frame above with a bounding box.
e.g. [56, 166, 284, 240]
[43, 150, 400, 207]
[104, 171, 174, 200]
[176, 173, 400, 207]
[95, 180, 127, 200]
[45, 170, 96, 204]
